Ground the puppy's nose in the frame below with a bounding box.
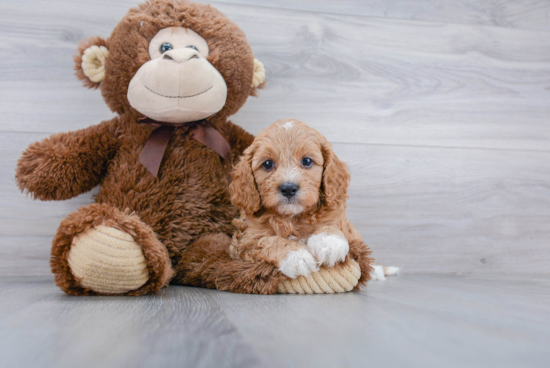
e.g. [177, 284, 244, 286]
[279, 182, 300, 199]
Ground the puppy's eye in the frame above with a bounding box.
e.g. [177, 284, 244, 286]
[160, 43, 173, 53]
[262, 160, 274, 171]
[186, 45, 199, 51]
[301, 157, 314, 168]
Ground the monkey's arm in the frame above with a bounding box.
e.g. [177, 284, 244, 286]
[233, 235, 303, 264]
[15, 118, 120, 201]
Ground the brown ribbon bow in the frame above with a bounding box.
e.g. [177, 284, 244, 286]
[138, 118, 231, 178]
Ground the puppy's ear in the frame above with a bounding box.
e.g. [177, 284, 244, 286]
[74, 37, 109, 89]
[320, 142, 350, 210]
[230, 146, 261, 214]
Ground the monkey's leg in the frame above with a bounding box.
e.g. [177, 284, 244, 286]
[173, 233, 284, 295]
[51, 203, 173, 296]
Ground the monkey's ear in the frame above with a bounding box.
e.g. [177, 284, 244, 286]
[230, 145, 261, 214]
[74, 37, 109, 89]
[250, 58, 266, 95]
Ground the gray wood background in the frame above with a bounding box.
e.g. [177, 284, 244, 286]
[1, 0, 549, 276]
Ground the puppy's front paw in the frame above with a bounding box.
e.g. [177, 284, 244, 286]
[307, 233, 349, 267]
[279, 249, 319, 278]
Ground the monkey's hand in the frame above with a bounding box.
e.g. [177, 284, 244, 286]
[16, 119, 119, 201]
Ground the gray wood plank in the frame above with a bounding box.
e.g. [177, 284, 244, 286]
[221, 1, 550, 151]
[217, 274, 550, 368]
[0, 277, 263, 368]
[0, 237, 52, 276]
[342, 143, 550, 273]
[211, 0, 550, 32]
[1, 275, 549, 368]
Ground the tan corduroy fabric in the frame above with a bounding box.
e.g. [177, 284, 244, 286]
[277, 259, 361, 294]
[67, 225, 149, 294]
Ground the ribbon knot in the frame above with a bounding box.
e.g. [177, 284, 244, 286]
[138, 118, 231, 178]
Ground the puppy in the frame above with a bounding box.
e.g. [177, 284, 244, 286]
[229, 119, 373, 284]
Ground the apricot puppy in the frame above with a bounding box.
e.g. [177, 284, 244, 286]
[229, 119, 372, 280]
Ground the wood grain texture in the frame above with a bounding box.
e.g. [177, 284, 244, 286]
[1, 275, 549, 368]
[2, 1, 550, 151]
[212, 0, 550, 32]
[221, 2, 550, 151]
[0, 277, 264, 368]
[0, 0, 549, 275]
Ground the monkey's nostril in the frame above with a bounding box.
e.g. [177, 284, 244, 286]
[163, 54, 174, 61]
[188, 54, 199, 61]
[279, 182, 300, 199]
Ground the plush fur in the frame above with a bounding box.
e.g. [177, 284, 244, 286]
[15, 0, 272, 296]
[174, 233, 283, 294]
[229, 120, 374, 288]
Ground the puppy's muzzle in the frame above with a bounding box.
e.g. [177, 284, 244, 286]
[279, 182, 300, 199]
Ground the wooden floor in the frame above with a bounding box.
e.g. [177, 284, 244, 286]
[1, 274, 549, 368]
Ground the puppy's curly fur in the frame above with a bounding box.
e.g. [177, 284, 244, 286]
[229, 119, 373, 286]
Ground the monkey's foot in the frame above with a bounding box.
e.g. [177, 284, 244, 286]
[277, 258, 361, 294]
[51, 203, 173, 296]
[68, 225, 150, 294]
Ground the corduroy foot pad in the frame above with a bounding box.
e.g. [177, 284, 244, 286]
[67, 225, 150, 294]
[277, 259, 361, 294]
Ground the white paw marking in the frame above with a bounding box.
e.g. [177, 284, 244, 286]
[307, 232, 349, 267]
[279, 249, 319, 278]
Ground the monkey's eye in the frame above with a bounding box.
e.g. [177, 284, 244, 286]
[262, 160, 274, 171]
[160, 43, 173, 53]
[186, 45, 199, 51]
[301, 157, 314, 168]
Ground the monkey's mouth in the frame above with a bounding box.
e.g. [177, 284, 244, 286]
[145, 85, 213, 99]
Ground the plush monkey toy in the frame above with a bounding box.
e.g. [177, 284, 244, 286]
[16, 0, 270, 296]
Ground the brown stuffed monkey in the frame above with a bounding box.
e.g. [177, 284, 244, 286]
[15, 0, 276, 296]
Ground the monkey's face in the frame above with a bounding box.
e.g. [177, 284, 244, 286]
[74, 1, 265, 120]
[127, 27, 228, 124]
